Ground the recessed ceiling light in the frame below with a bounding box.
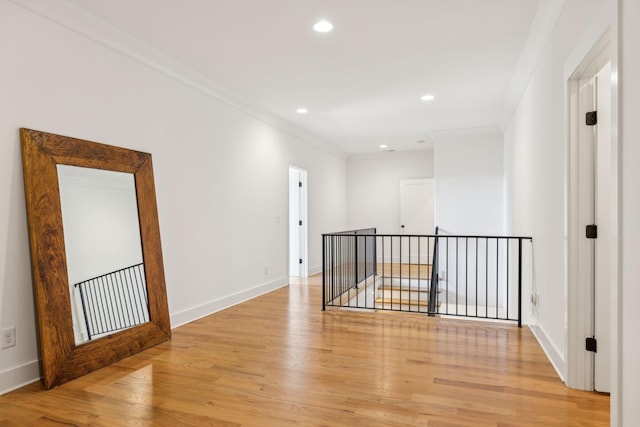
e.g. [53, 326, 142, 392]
[296, 107, 308, 114]
[421, 94, 435, 101]
[417, 140, 425, 143]
[379, 144, 388, 149]
[313, 20, 333, 33]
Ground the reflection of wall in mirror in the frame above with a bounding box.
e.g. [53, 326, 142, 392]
[58, 165, 144, 343]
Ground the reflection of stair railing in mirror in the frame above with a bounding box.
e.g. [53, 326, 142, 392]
[73, 263, 149, 342]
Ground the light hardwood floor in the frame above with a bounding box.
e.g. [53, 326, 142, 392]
[0, 274, 609, 426]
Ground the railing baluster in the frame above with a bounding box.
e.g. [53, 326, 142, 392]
[465, 237, 468, 316]
[418, 236, 422, 311]
[485, 238, 489, 318]
[496, 238, 499, 320]
[446, 237, 449, 312]
[518, 238, 523, 328]
[103, 276, 116, 331]
[322, 235, 326, 310]
[391, 236, 394, 309]
[506, 239, 510, 320]
[475, 237, 479, 316]
[455, 237, 459, 316]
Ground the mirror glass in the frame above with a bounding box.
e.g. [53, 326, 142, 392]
[57, 165, 150, 344]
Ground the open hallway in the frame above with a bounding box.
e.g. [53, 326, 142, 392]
[0, 274, 608, 426]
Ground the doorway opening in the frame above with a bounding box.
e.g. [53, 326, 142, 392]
[289, 166, 308, 277]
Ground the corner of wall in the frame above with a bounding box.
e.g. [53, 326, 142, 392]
[308, 265, 322, 276]
[529, 323, 566, 382]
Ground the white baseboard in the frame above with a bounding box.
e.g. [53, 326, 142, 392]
[529, 323, 566, 382]
[0, 277, 289, 396]
[308, 265, 322, 276]
[0, 360, 40, 396]
[170, 276, 289, 328]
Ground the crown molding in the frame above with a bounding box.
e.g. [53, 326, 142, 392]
[9, 0, 346, 157]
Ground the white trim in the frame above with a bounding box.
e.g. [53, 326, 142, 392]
[300, 169, 309, 278]
[609, 2, 620, 424]
[170, 277, 288, 328]
[288, 166, 308, 278]
[309, 265, 322, 276]
[530, 324, 566, 382]
[7, 0, 345, 158]
[0, 360, 40, 396]
[565, 30, 613, 391]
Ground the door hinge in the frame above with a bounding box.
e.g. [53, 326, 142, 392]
[586, 224, 597, 239]
[585, 111, 597, 126]
[299, 181, 302, 188]
[299, 259, 303, 264]
[586, 337, 597, 353]
[299, 220, 303, 226]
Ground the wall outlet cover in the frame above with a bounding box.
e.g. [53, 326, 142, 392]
[2, 327, 16, 349]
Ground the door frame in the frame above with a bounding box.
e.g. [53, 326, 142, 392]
[565, 32, 614, 391]
[288, 166, 308, 277]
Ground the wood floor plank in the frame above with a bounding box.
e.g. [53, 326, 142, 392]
[0, 274, 608, 426]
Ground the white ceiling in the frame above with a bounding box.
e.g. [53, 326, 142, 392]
[67, 0, 549, 154]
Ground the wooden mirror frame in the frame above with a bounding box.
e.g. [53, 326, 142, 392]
[20, 128, 171, 389]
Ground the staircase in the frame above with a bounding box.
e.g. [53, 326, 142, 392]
[375, 275, 441, 309]
[323, 228, 532, 326]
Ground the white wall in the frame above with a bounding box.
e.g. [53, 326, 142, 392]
[58, 166, 143, 285]
[346, 151, 433, 234]
[503, 0, 611, 384]
[433, 128, 505, 235]
[0, 1, 347, 394]
[619, 0, 640, 424]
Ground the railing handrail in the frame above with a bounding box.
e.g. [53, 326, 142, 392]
[73, 262, 144, 288]
[322, 227, 377, 236]
[322, 234, 533, 240]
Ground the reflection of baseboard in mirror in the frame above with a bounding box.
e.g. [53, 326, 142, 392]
[20, 128, 171, 389]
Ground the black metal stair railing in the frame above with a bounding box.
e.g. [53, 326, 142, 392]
[322, 228, 377, 307]
[322, 228, 532, 327]
[73, 263, 149, 340]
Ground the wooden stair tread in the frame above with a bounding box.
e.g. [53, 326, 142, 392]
[375, 297, 442, 307]
[377, 285, 441, 293]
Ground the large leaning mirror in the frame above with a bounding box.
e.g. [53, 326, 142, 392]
[20, 128, 170, 389]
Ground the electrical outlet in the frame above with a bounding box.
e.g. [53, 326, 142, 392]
[530, 293, 538, 305]
[264, 266, 269, 275]
[2, 327, 16, 349]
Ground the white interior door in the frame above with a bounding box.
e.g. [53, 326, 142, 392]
[289, 167, 307, 277]
[399, 179, 434, 264]
[594, 61, 611, 393]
